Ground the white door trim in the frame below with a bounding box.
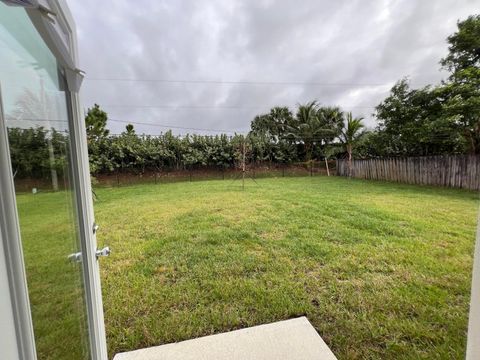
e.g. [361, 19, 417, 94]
[0, 2, 108, 358]
[467, 214, 480, 360]
[66, 87, 108, 360]
[0, 81, 109, 360]
[0, 84, 37, 360]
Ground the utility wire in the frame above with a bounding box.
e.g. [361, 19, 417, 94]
[10, 118, 462, 139]
[8, 117, 246, 134]
[8, 118, 67, 123]
[102, 104, 378, 110]
[85, 77, 399, 87]
[108, 118, 246, 134]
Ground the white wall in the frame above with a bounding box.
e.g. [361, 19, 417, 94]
[0, 231, 20, 360]
[467, 215, 480, 360]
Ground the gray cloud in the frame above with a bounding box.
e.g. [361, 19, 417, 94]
[70, 0, 479, 134]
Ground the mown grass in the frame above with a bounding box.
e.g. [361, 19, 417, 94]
[87, 176, 478, 359]
[17, 176, 478, 359]
[17, 190, 90, 360]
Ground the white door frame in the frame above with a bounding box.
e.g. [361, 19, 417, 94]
[0, 86, 37, 360]
[0, 2, 108, 359]
[467, 216, 480, 359]
[67, 88, 109, 360]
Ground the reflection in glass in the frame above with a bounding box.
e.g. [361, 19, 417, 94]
[1, 4, 90, 360]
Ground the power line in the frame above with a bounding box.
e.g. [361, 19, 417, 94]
[9, 118, 462, 139]
[8, 118, 67, 123]
[103, 104, 378, 110]
[108, 118, 247, 134]
[85, 77, 398, 87]
[105, 104, 262, 110]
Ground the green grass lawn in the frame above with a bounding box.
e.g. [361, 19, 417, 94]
[17, 190, 90, 360]
[88, 176, 478, 359]
[17, 176, 478, 359]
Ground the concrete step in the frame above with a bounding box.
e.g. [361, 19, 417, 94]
[114, 317, 337, 360]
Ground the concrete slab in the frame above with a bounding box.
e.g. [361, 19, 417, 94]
[113, 317, 337, 360]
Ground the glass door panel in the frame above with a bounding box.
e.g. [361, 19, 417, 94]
[0, 4, 91, 359]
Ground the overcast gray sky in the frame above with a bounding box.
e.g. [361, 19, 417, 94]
[70, 0, 478, 135]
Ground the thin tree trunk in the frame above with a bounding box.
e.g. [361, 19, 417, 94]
[325, 157, 330, 177]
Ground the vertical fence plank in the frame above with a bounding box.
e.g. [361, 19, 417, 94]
[336, 155, 480, 190]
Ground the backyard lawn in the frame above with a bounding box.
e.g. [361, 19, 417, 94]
[19, 176, 478, 359]
[90, 176, 478, 359]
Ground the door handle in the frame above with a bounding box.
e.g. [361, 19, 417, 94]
[96, 246, 111, 259]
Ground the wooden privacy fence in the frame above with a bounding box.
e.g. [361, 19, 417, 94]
[336, 155, 480, 190]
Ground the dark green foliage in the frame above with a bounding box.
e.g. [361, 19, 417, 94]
[85, 103, 109, 141]
[87, 131, 239, 175]
[8, 127, 68, 179]
[125, 123, 135, 135]
[440, 16, 480, 154]
[373, 15, 480, 155]
[373, 79, 464, 156]
[83, 101, 353, 176]
[7, 102, 362, 179]
[440, 15, 480, 74]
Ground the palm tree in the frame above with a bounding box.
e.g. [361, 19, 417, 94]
[318, 106, 344, 176]
[318, 106, 344, 140]
[286, 101, 332, 162]
[338, 112, 366, 176]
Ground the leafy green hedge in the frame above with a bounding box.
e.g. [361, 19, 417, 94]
[7, 127, 303, 180]
[87, 131, 300, 174]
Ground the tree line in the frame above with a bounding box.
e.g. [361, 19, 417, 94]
[7, 15, 479, 180]
[84, 101, 367, 175]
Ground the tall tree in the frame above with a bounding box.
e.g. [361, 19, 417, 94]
[287, 101, 329, 161]
[441, 15, 480, 75]
[440, 15, 480, 154]
[125, 123, 135, 135]
[317, 106, 344, 175]
[338, 112, 366, 176]
[85, 104, 109, 142]
[374, 79, 462, 156]
[250, 106, 293, 140]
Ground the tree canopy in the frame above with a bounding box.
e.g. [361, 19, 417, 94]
[85, 104, 109, 142]
[374, 14, 480, 155]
